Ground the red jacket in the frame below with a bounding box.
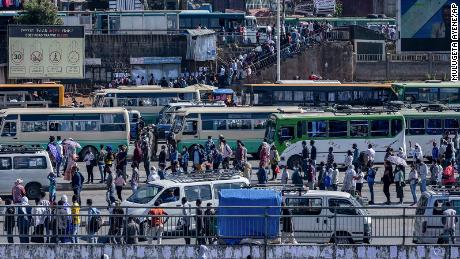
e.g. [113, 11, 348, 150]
[442, 165, 456, 185]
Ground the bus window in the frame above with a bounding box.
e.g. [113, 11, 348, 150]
[350, 121, 368, 137]
[293, 91, 305, 102]
[183, 121, 197, 135]
[327, 92, 335, 102]
[21, 121, 47, 132]
[1, 122, 16, 137]
[254, 119, 267, 129]
[228, 119, 252, 130]
[274, 91, 293, 101]
[445, 119, 459, 132]
[328, 120, 347, 137]
[391, 119, 403, 136]
[279, 127, 294, 142]
[337, 91, 352, 102]
[409, 119, 425, 135]
[296, 121, 306, 138]
[202, 120, 226, 130]
[370, 120, 389, 137]
[426, 119, 443, 135]
[307, 121, 327, 137]
[418, 88, 438, 102]
[440, 88, 459, 102]
[405, 89, 418, 102]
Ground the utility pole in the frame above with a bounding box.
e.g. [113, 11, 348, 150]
[276, 0, 281, 82]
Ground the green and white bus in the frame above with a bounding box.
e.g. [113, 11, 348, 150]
[266, 111, 406, 168]
[0, 107, 130, 157]
[172, 106, 304, 155]
[93, 84, 216, 123]
[402, 109, 460, 158]
[392, 81, 460, 104]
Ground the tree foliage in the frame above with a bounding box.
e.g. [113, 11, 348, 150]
[15, 0, 62, 25]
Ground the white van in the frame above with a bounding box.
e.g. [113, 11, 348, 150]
[0, 146, 53, 199]
[413, 190, 460, 244]
[121, 171, 249, 233]
[283, 190, 371, 244]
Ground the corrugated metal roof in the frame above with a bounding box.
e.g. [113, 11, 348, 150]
[186, 29, 216, 36]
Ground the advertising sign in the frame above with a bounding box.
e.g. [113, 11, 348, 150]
[399, 0, 455, 52]
[8, 25, 84, 79]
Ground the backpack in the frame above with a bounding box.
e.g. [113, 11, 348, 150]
[324, 175, 332, 187]
[89, 214, 102, 233]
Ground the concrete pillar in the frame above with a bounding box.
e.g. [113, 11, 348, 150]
[385, 52, 390, 80]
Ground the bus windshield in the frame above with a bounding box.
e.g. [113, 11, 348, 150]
[173, 115, 185, 134]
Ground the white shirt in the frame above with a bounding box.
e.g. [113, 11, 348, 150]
[84, 153, 95, 166]
[367, 148, 376, 161]
[135, 77, 141, 86]
[443, 209, 457, 230]
[281, 168, 289, 184]
[356, 171, 365, 184]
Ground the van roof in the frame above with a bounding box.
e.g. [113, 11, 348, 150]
[147, 175, 249, 188]
[284, 190, 352, 198]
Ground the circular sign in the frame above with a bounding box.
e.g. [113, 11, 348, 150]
[11, 51, 24, 64]
[30, 51, 43, 64]
[49, 51, 62, 64]
[68, 51, 79, 64]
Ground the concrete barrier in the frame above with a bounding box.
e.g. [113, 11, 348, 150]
[0, 244, 459, 259]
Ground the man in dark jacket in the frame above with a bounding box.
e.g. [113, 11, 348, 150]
[195, 199, 205, 245]
[71, 167, 85, 203]
[281, 202, 297, 244]
[4, 198, 15, 243]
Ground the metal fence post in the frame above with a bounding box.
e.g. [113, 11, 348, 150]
[402, 207, 406, 245]
[264, 207, 268, 259]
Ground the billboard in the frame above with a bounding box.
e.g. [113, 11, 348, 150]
[8, 25, 84, 79]
[399, 0, 455, 52]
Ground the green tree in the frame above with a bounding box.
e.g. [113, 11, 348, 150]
[15, 0, 62, 25]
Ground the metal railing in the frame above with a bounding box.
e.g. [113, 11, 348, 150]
[356, 54, 384, 62]
[0, 205, 458, 245]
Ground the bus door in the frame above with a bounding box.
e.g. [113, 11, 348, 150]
[0, 114, 19, 142]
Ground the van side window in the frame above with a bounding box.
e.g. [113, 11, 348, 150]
[184, 185, 211, 202]
[157, 187, 180, 204]
[13, 156, 47, 169]
[285, 198, 322, 215]
[213, 182, 246, 197]
[328, 199, 357, 215]
[1, 122, 17, 137]
[0, 157, 12, 170]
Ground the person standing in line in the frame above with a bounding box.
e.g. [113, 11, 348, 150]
[170, 147, 179, 174]
[180, 197, 192, 245]
[409, 164, 419, 206]
[12, 179, 26, 204]
[259, 141, 270, 171]
[31, 198, 46, 243]
[98, 144, 107, 183]
[149, 127, 158, 160]
[204, 203, 216, 245]
[301, 141, 310, 177]
[281, 165, 289, 185]
[158, 145, 167, 171]
[142, 137, 152, 179]
[352, 143, 360, 171]
[191, 145, 205, 172]
[382, 161, 394, 205]
[367, 144, 376, 165]
[417, 159, 428, 194]
[442, 161, 456, 187]
[342, 165, 356, 194]
[109, 201, 124, 244]
[310, 140, 317, 166]
[104, 146, 115, 183]
[195, 199, 205, 245]
[148, 201, 168, 245]
[17, 197, 31, 243]
[306, 159, 316, 189]
[317, 162, 326, 190]
[344, 150, 353, 167]
[86, 199, 100, 244]
[394, 165, 405, 204]
[432, 141, 440, 162]
[56, 136, 63, 177]
[221, 140, 232, 169]
[71, 195, 80, 243]
[48, 171, 57, 202]
[130, 162, 139, 193]
[326, 147, 334, 169]
[269, 145, 280, 181]
[330, 163, 339, 191]
[180, 146, 189, 173]
[126, 217, 139, 244]
[442, 201, 458, 244]
[281, 202, 297, 244]
[4, 198, 15, 243]
[211, 145, 222, 170]
[114, 171, 126, 201]
[71, 166, 84, 204]
[205, 136, 215, 163]
[116, 145, 128, 181]
[355, 166, 365, 197]
[235, 140, 247, 172]
[83, 150, 95, 184]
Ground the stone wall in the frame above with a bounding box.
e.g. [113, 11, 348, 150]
[1, 244, 459, 259]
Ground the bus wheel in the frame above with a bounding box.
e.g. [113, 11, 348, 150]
[287, 155, 302, 169]
[79, 146, 99, 162]
[25, 182, 42, 200]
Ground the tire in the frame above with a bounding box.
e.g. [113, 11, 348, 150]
[79, 146, 98, 162]
[287, 155, 302, 169]
[25, 182, 42, 200]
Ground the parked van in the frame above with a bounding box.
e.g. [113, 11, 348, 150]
[413, 190, 460, 244]
[0, 146, 53, 199]
[121, 171, 249, 233]
[283, 190, 371, 244]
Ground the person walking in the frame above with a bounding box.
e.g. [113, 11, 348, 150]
[180, 197, 192, 245]
[352, 143, 360, 171]
[220, 140, 232, 169]
[180, 146, 189, 173]
[382, 161, 394, 205]
[204, 136, 215, 163]
[70, 195, 80, 243]
[83, 150, 95, 184]
[114, 172, 126, 201]
[71, 166, 84, 204]
[281, 202, 297, 244]
[211, 145, 222, 170]
[366, 162, 376, 205]
[409, 164, 419, 205]
[98, 144, 107, 183]
[17, 197, 31, 243]
[235, 140, 248, 172]
[291, 163, 303, 187]
[191, 145, 205, 171]
[281, 165, 289, 185]
[417, 159, 428, 194]
[394, 165, 405, 204]
[259, 142, 270, 171]
[106, 169, 116, 206]
[310, 140, 317, 166]
[130, 162, 140, 193]
[148, 201, 168, 245]
[48, 171, 57, 202]
[342, 165, 356, 194]
[269, 145, 280, 181]
[86, 199, 100, 244]
[116, 145, 128, 181]
[104, 146, 115, 183]
[170, 147, 179, 174]
[4, 198, 15, 243]
[306, 159, 316, 189]
[109, 201, 124, 244]
[432, 141, 440, 162]
[442, 201, 458, 244]
[326, 147, 334, 169]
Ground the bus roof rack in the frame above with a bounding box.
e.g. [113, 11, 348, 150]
[0, 145, 44, 154]
[247, 184, 309, 196]
[415, 103, 460, 112]
[331, 106, 398, 115]
[166, 169, 242, 183]
[429, 184, 460, 195]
